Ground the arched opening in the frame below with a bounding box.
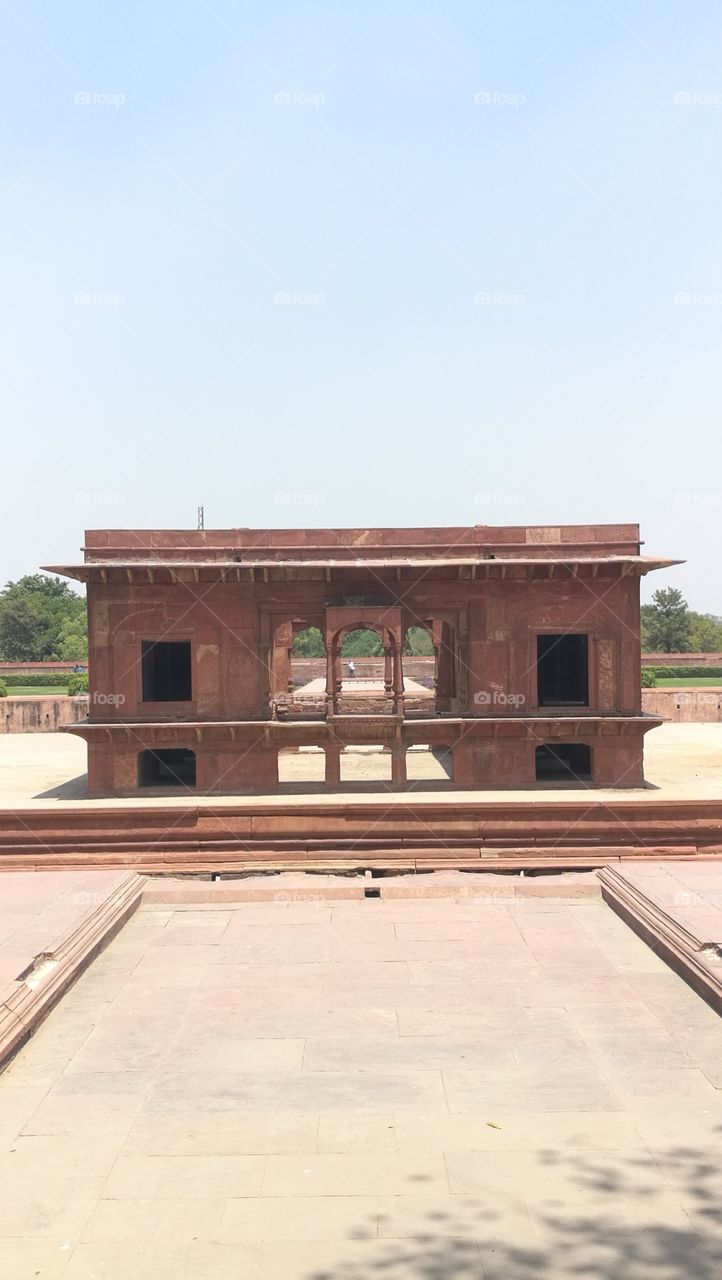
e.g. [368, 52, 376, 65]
[405, 743, 454, 783]
[137, 748, 196, 788]
[535, 743, 592, 783]
[290, 626, 326, 697]
[402, 624, 436, 715]
[339, 744, 392, 783]
[271, 619, 326, 719]
[340, 627, 383, 683]
[277, 744, 326, 783]
[327, 624, 401, 715]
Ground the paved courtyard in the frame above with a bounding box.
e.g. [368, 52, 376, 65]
[1, 893, 722, 1277]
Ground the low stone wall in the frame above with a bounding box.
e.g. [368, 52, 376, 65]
[0, 660, 81, 677]
[0, 696, 89, 734]
[641, 653, 722, 668]
[642, 688, 722, 722]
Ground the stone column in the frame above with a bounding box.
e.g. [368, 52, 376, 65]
[392, 640, 405, 715]
[325, 742, 341, 785]
[391, 742, 406, 784]
[271, 622, 293, 704]
[436, 623, 455, 712]
[383, 647, 393, 696]
[325, 644, 339, 716]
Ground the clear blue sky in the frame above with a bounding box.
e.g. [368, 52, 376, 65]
[2, 1, 721, 608]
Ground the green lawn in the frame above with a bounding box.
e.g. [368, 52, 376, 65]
[655, 677, 722, 687]
[4, 686, 70, 696]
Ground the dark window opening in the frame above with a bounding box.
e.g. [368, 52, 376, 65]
[141, 640, 192, 702]
[138, 748, 196, 787]
[535, 743, 591, 782]
[537, 634, 588, 706]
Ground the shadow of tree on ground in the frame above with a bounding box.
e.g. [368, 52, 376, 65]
[305, 1140, 722, 1279]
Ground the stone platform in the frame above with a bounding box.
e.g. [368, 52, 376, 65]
[0, 728, 720, 873]
[0, 798, 721, 873]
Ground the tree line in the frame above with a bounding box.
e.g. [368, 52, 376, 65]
[0, 576, 87, 661]
[641, 588, 722, 653]
[292, 626, 434, 657]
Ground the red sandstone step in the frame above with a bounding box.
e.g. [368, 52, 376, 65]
[0, 799, 719, 871]
[0, 850, 695, 874]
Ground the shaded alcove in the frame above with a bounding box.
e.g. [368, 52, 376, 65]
[535, 742, 592, 782]
[137, 747, 196, 787]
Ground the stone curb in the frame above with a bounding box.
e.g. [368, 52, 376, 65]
[0, 871, 144, 1069]
[599, 866, 722, 1015]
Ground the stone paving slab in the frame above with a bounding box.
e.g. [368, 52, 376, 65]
[0, 893, 722, 1276]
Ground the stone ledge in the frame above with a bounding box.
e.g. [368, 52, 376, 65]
[0, 870, 144, 1070]
[141, 868, 602, 903]
[599, 865, 722, 1014]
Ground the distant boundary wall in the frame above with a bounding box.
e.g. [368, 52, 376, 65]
[0, 661, 81, 677]
[642, 688, 722, 722]
[641, 652, 722, 668]
[1, 696, 89, 733]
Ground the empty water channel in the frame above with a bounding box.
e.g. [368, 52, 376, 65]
[1, 885, 722, 1279]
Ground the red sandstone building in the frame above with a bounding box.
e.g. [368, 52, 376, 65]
[46, 524, 678, 796]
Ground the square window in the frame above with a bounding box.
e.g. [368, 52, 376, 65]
[537, 634, 588, 706]
[141, 641, 192, 702]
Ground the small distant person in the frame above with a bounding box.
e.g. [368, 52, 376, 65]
[72, 664, 85, 674]
[347, 659, 356, 680]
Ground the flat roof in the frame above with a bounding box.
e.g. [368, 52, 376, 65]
[43, 555, 682, 583]
[83, 523, 641, 549]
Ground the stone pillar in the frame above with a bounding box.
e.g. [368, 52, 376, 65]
[391, 742, 406, 784]
[593, 738, 644, 787]
[325, 742, 341, 785]
[212, 747, 279, 791]
[271, 622, 293, 703]
[325, 646, 338, 716]
[86, 741, 116, 797]
[392, 641, 405, 716]
[383, 647, 393, 695]
[435, 623, 455, 712]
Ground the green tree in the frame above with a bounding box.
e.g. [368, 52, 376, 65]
[57, 619, 89, 661]
[0, 595, 47, 660]
[291, 626, 325, 657]
[0, 575, 87, 661]
[641, 588, 692, 653]
[688, 612, 722, 652]
[403, 625, 434, 656]
[340, 628, 383, 657]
